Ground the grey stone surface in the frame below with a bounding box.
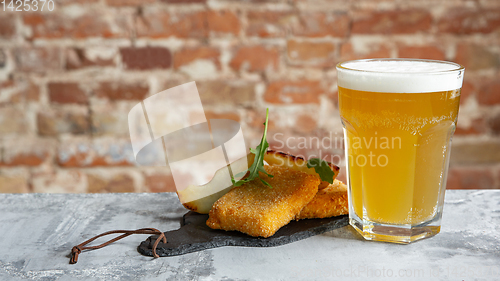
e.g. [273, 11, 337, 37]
[0, 190, 499, 281]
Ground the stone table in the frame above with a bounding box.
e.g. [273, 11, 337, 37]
[0, 190, 499, 281]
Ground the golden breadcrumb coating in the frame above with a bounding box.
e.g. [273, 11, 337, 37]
[295, 179, 348, 220]
[264, 150, 340, 190]
[206, 165, 320, 238]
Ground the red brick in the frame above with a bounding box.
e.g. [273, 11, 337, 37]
[398, 45, 445, 60]
[293, 12, 349, 38]
[57, 138, 135, 167]
[120, 47, 172, 70]
[1, 138, 54, 167]
[161, 0, 206, 3]
[1, 154, 45, 167]
[203, 110, 241, 133]
[66, 48, 116, 70]
[294, 113, 318, 133]
[204, 110, 240, 122]
[90, 101, 135, 137]
[497, 168, 500, 189]
[287, 39, 336, 67]
[32, 170, 87, 193]
[106, 0, 156, 6]
[352, 9, 432, 34]
[246, 109, 280, 134]
[0, 49, 5, 67]
[145, 173, 176, 192]
[230, 45, 279, 72]
[196, 81, 256, 105]
[0, 107, 29, 135]
[0, 78, 39, 104]
[225, 0, 275, 2]
[489, 112, 500, 135]
[0, 174, 29, 193]
[446, 167, 495, 189]
[438, 9, 500, 34]
[161, 79, 193, 90]
[0, 80, 15, 103]
[207, 10, 240, 35]
[0, 14, 16, 38]
[137, 10, 239, 38]
[54, 0, 99, 4]
[48, 83, 88, 105]
[93, 82, 149, 101]
[340, 42, 391, 61]
[14, 47, 62, 73]
[264, 81, 323, 104]
[37, 108, 90, 136]
[459, 80, 475, 105]
[136, 10, 207, 38]
[455, 117, 487, 135]
[247, 11, 295, 38]
[22, 10, 131, 39]
[174, 47, 220, 69]
[450, 140, 500, 165]
[477, 79, 500, 105]
[88, 174, 135, 193]
[455, 43, 499, 71]
[328, 89, 339, 107]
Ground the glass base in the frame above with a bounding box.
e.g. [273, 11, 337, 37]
[350, 216, 441, 244]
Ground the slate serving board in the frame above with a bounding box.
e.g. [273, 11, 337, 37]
[138, 211, 348, 257]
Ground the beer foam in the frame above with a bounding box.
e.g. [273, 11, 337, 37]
[337, 59, 464, 93]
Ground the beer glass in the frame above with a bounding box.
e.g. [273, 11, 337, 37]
[337, 59, 464, 243]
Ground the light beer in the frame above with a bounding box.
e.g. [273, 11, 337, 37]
[337, 59, 464, 243]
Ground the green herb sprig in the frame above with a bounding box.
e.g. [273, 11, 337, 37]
[306, 158, 336, 184]
[231, 108, 274, 187]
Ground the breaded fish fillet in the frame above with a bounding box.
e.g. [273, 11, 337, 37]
[206, 165, 320, 238]
[295, 179, 348, 220]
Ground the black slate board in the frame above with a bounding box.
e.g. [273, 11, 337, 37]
[138, 211, 348, 257]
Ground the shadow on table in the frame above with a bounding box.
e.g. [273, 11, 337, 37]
[322, 225, 366, 241]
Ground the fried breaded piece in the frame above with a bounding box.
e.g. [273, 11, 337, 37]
[295, 179, 348, 220]
[206, 165, 320, 238]
[264, 150, 340, 190]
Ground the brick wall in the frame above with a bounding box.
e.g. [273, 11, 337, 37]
[0, 0, 499, 193]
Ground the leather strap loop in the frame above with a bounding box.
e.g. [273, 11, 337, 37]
[70, 228, 166, 264]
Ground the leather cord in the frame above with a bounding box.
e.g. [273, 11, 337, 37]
[70, 228, 166, 264]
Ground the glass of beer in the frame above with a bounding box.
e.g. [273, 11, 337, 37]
[337, 59, 464, 243]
